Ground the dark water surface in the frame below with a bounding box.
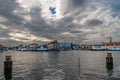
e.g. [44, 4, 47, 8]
[0, 51, 120, 80]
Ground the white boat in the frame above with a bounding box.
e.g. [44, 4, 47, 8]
[37, 46, 48, 51]
[20, 48, 27, 51]
[107, 47, 120, 51]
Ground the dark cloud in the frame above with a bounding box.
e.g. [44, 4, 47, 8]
[0, 29, 10, 37]
[25, 6, 61, 39]
[86, 19, 104, 27]
[97, 0, 120, 17]
[70, 30, 83, 33]
[63, 0, 93, 13]
[24, 6, 78, 40]
[0, 0, 18, 12]
[71, 0, 91, 7]
[0, 0, 94, 44]
[0, 0, 99, 44]
[0, 0, 119, 45]
[0, 0, 25, 25]
[0, 0, 29, 45]
[0, 0, 91, 42]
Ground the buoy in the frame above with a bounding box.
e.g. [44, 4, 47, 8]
[107, 53, 112, 58]
[106, 53, 113, 70]
[4, 56, 12, 80]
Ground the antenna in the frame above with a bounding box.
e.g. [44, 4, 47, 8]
[110, 37, 112, 43]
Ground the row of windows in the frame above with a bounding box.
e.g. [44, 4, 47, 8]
[102, 43, 120, 46]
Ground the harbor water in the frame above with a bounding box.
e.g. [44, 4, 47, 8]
[0, 51, 120, 80]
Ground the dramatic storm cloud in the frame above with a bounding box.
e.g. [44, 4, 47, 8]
[0, 0, 120, 46]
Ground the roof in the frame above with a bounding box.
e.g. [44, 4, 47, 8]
[102, 42, 120, 46]
[30, 43, 38, 45]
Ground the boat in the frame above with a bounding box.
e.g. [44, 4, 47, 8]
[20, 48, 28, 51]
[36, 46, 48, 51]
[107, 47, 120, 51]
[102, 41, 120, 51]
[90, 45, 106, 51]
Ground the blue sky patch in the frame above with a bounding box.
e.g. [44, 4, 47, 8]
[49, 6, 56, 14]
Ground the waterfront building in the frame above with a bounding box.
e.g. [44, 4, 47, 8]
[0, 44, 4, 51]
[45, 40, 58, 50]
[80, 45, 87, 50]
[29, 43, 38, 47]
[29, 43, 39, 51]
[18, 44, 24, 51]
[89, 45, 105, 51]
[18, 44, 23, 48]
[56, 43, 73, 50]
[102, 42, 120, 46]
[72, 44, 80, 50]
[102, 42, 120, 51]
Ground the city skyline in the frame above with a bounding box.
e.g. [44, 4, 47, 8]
[0, 0, 120, 46]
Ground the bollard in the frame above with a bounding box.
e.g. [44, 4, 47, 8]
[78, 57, 80, 67]
[106, 53, 113, 71]
[107, 53, 112, 58]
[78, 57, 80, 75]
[4, 56, 12, 80]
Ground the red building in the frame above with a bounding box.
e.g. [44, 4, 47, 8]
[102, 42, 120, 46]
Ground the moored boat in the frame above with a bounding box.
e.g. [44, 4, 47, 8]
[107, 47, 120, 51]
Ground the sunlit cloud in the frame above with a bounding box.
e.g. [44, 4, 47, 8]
[8, 29, 52, 43]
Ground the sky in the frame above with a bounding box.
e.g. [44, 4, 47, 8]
[0, 0, 120, 46]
